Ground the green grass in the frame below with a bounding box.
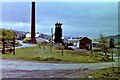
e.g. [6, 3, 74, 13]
[106, 49, 119, 55]
[1, 46, 112, 63]
[89, 67, 120, 78]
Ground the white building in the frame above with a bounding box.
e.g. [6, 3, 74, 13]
[26, 33, 40, 38]
[68, 37, 80, 48]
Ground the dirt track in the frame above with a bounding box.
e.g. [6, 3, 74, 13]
[2, 69, 99, 78]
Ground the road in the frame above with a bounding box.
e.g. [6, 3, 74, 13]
[0, 59, 118, 71]
[16, 40, 37, 48]
[0, 40, 37, 51]
[0, 58, 118, 78]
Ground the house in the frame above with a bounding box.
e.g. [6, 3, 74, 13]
[79, 37, 92, 50]
[67, 37, 80, 47]
[25, 33, 50, 43]
[67, 37, 92, 50]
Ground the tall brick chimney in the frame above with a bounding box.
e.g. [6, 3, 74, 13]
[30, 1, 36, 43]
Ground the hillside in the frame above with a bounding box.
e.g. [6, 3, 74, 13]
[0, 29, 16, 39]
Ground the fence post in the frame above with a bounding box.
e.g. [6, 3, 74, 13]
[13, 38, 15, 55]
[61, 49, 63, 56]
[2, 38, 5, 54]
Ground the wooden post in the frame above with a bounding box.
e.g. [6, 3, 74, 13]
[51, 28, 53, 46]
[50, 44, 52, 53]
[13, 38, 15, 55]
[2, 38, 5, 54]
[44, 45, 45, 50]
[62, 49, 63, 56]
[112, 51, 113, 61]
[50, 28, 53, 53]
[39, 44, 41, 49]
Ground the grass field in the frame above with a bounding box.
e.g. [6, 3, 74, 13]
[0, 41, 2, 48]
[1, 46, 112, 63]
[89, 67, 120, 78]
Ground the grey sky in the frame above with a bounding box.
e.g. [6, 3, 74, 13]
[1, 2, 118, 38]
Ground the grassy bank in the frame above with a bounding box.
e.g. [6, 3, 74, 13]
[89, 67, 120, 78]
[1, 46, 112, 63]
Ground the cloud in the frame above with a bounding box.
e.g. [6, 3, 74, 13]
[2, 2, 118, 38]
[2, 2, 31, 23]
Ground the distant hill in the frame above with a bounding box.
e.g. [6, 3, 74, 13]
[105, 34, 120, 43]
[40, 33, 51, 40]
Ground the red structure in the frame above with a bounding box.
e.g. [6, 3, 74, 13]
[80, 37, 92, 50]
[30, 1, 36, 43]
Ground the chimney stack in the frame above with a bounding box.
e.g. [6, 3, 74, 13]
[30, 1, 36, 43]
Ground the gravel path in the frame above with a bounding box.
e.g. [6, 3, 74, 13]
[2, 68, 99, 78]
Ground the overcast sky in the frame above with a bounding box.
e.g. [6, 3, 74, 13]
[1, 2, 118, 38]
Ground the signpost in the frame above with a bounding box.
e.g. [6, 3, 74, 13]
[2, 38, 15, 55]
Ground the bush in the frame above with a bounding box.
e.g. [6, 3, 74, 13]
[44, 57, 62, 61]
[23, 37, 30, 43]
[32, 57, 42, 61]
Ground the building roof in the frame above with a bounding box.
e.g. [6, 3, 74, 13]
[26, 33, 40, 38]
[68, 37, 92, 43]
[80, 37, 92, 41]
[36, 37, 49, 43]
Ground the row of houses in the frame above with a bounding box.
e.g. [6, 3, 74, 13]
[25, 33, 94, 50]
[13, 30, 99, 50]
[25, 33, 99, 50]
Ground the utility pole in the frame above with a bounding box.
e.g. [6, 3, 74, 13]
[51, 28, 53, 46]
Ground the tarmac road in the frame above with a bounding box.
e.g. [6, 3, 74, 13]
[0, 58, 118, 78]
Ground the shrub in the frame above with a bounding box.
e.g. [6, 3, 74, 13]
[44, 57, 62, 61]
[23, 37, 30, 43]
[32, 57, 41, 61]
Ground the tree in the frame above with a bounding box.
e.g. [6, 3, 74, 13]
[2, 30, 16, 39]
[98, 33, 108, 55]
[109, 38, 115, 48]
[54, 23, 62, 43]
[109, 38, 115, 61]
